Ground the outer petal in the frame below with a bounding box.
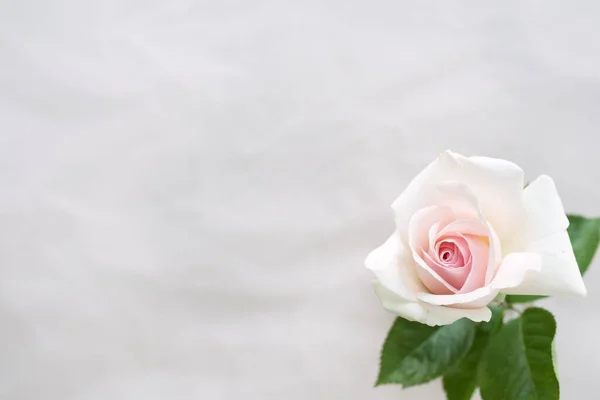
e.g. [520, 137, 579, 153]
[391, 150, 524, 242]
[522, 175, 569, 242]
[490, 252, 542, 291]
[505, 175, 587, 296]
[503, 231, 586, 296]
[375, 283, 491, 326]
[416, 286, 497, 309]
[365, 231, 425, 301]
[456, 153, 525, 241]
[373, 283, 429, 322]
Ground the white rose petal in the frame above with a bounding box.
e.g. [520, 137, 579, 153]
[391, 151, 524, 241]
[375, 282, 492, 326]
[366, 150, 587, 326]
[365, 231, 424, 302]
[502, 175, 586, 297]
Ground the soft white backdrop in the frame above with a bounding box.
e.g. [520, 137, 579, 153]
[1, 1, 600, 399]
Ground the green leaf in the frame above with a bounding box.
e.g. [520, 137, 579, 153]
[377, 317, 475, 387]
[506, 214, 600, 304]
[567, 214, 600, 275]
[551, 340, 558, 376]
[442, 307, 504, 400]
[442, 332, 487, 400]
[478, 308, 558, 400]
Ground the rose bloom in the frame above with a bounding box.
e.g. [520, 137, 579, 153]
[366, 151, 586, 326]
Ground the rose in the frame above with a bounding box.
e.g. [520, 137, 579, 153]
[366, 150, 586, 326]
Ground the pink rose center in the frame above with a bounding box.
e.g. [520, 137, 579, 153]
[409, 206, 498, 295]
[437, 241, 464, 267]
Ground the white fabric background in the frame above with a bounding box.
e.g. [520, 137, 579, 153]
[1, 1, 600, 399]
